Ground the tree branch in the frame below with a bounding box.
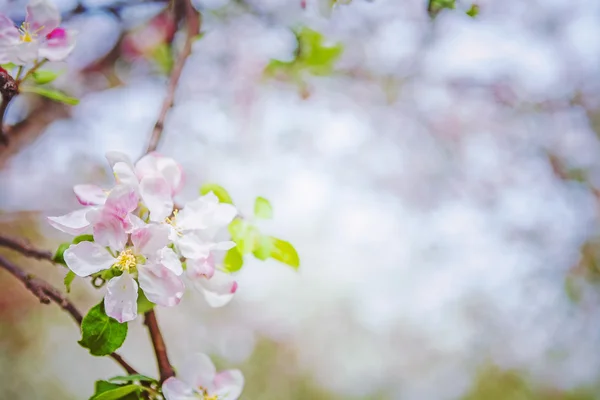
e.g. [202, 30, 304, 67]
[0, 68, 18, 146]
[145, 0, 201, 153]
[0, 255, 138, 375]
[0, 234, 55, 262]
[143, 309, 175, 383]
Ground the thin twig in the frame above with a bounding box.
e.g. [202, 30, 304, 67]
[0, 255, 138, 375]
[145, 0, 201, 153]
[17, 59, 48, 85]
[144, 309, 175, 383]
[0, 68, 18, 146]
[0, 234, 55, 262]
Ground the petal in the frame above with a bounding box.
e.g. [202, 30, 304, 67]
[138, 263, 184, 307]
[206, 202, 237, 228]
[156, 247, 183, 276]
[180, 353, 217, 392]
[186, 255, 215, 280]
[136, 153, 184, 195]
[47, 209, 91, 235]
[105, 185, 139, 218]
[131, 223, 170, 255]
[63, 241, 115, 277]
[104, 273, 138, 323]
[112, 161, 139, 189]
[177, 232, 212, 259]
[177, 195, 237, 231]
[106, 151, 134, 169]
[213, 369, 244, 400]
[73, 184, 107, 206]
[126, 213, 146, 232]
[162, 377, 196, 400]
[10, 41, 39, 64]
[93, 214, 127, 251]
[192, 270, 237, 308]
[214, 241, 236, 251]
[139, 175, 173, 222]
[39, 27, 75, 61]
[0, 15, 20, 64]
[26, 0, 60, 36]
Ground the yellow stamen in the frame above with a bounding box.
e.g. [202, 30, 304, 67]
[18, 22, 44, 43]
[165, 210, 183, 236]
[115, 249, 136, 272]
[198, 387, 217, 400]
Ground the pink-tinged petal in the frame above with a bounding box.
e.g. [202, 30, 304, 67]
[192, 270, 237, 308]
[106, 151, 134, 168]
[157, 247, 183, 276]
[73, 184, 107, 206]
[10, 40, 39, 64]
[162, 377, 196, 400]
[0, 15, 19, 63]
[104, 273, 138, 323]
[139, 175, 173, 222]
[177, 232, 212, 259]
[213, 369, 244, 400]
[63, 241, 115, 277]
[180, 353, 217, 392]
[47, 208, 91, 235]
[105, 185, 139, 218]
[131, 224, 170, 255]
[126, 214, 146, 233]
[186, 255, 215, 280]
[39, 27, 75, 61]
[138, 263, 184, 307]
[93, 214, 127, 251]
[26, 0, 60, 36]
[135, 153, 184, 195]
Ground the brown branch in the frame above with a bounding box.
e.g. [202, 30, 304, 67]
[144, 309, 174, 382]
[0, 68, 18, 146]
[0, 255, 138, 375]
[0, 234, 55, 262]
[145, 0, 201, 153]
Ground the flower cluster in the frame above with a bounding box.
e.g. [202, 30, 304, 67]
[0, 0, 75, 65]
[48, 152, 239, 323]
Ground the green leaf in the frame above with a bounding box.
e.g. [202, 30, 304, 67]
[1, 63, 16, 71]
[73, 234, 95, 244]
[427, 0, 455, 18]
[224, 247, 244, 272]
[20, 85, 79, 105]
[108, 374, 155, 383]
[150, 43, 173, 75]
[252, 234, 273, 261]
[53, 242, 70, 265]
[91, 384, 140, 400]
[228, 219, 260, 254]
[269, 237, 300, 269]
[466, 3, 479, 17]
[136, 288, 155, 314]
[79, 302, 128, 356]
[200, 183, 234, 204]
[32, 70, 60, 85]
[64, 270, 76, 293]
[254, 196, 273, 219]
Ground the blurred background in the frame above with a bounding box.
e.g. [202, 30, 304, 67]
[2, 0, 600, 398]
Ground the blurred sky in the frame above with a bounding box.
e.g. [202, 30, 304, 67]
[2, 0, 600, 399]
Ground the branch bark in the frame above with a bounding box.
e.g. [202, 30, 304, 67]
[145, 0, 201, 153]
[144, 309, 175, 383]
[0, 234, 55, 262]
[0, 255, 138, 375]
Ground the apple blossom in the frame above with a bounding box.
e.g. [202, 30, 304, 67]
[162, 353, 244, 400]
[106, 151, 184, 221]
[0, 0, 75, 65]
[63, 223, 184, 322]
[187, 255, 239, 308]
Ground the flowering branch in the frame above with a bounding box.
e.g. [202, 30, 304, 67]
[146, 0, 201, 153]
[0, 255, 138, 375]
[0, 234, 55, 262]
[0, 69, 19, 146]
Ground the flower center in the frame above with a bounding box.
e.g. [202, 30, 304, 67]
[197, 387, 217, 400]
[115, 249, 137, 272]
[19, 22, 43, 43]
[165, 209, 183, 236]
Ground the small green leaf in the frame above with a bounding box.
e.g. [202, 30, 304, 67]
[73, 234, 95, 244]
[64, 270, 76, 293]
[254, 197, 273, 219]
[136, 288, 155, 314]
[228, 219, 260, 254]
[32, 70, 60, 85]
[466, 4, 479, 17]
[269, 237, 300, 269]
[1, 62, 16, 70]
[252, 234, 273, 261]
[108, 374, 155, 383]
[427, 0, 455, 18]
[20, 85, 79, 105]
[53, 242, 71, 265]
[224, 247, 244, 272]
[79, 302, 128, 356]
[200, 183, 234, 204]
[150, 43, 173, 75]
[91, 384, 140, 400]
